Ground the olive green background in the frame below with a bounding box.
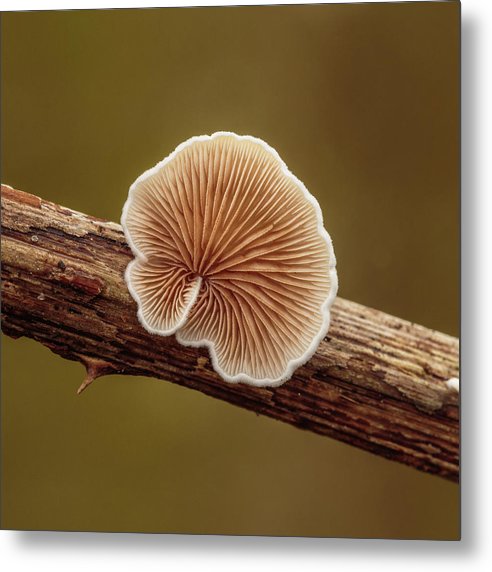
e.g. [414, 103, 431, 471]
[1, 2, 459, 538]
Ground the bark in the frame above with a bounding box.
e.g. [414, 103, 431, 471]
[0, 184, 459, 481]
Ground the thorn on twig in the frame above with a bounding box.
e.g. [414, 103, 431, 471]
[76, 356, 116, 395]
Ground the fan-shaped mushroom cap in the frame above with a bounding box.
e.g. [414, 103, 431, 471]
[121, 132, 337, 387]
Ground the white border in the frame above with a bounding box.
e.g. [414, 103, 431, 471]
[121, 131, 338, 387]
[4, 1, 492, 571]
[0, 0, 439, 10]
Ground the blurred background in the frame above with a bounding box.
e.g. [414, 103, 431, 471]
[1, 2, 459, 538]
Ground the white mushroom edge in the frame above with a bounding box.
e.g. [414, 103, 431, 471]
[121, 131, 338, 387]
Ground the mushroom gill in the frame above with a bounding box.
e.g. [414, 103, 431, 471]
[121, 132, 337, 386]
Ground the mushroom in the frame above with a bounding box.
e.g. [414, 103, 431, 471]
[121, 132, 337, 386]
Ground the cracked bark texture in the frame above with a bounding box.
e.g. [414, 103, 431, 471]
[0, 184, 459, 481]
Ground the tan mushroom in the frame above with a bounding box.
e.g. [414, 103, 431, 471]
[121, 132, 337, 386]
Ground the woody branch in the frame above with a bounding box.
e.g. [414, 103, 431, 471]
[0, 185, 459, 482]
